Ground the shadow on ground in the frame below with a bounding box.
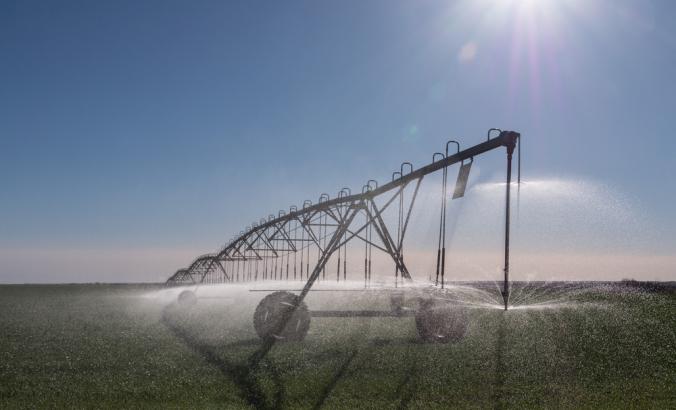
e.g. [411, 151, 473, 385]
[161, 304, 282, 410]
[160, 303, 426, 409]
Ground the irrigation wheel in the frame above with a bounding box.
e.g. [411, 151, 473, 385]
[415, 298, 468, 343]
[177, 290, 197, 307]
[253, 291, 311, 341]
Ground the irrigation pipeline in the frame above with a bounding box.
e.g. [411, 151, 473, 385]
[167, 130, 520, 310]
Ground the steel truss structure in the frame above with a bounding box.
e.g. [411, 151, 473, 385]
[167, 129, 520, 310]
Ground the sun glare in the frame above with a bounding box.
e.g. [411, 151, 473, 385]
[448, 0, 581, 112]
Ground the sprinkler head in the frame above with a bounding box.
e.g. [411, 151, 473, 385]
[501, 290, 509, 311]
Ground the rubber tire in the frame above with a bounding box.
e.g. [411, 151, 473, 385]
[253, 291, 311, 341]
[178, 290, 197, 307]
[390, 292, 405, 314]
[415, 299, 468, 343]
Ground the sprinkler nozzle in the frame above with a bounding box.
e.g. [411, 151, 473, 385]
[501, 290, 509, 311]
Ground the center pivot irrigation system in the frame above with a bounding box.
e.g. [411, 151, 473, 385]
[167, 129, 521, 344]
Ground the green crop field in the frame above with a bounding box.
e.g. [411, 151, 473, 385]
[0, 283, 674, 409]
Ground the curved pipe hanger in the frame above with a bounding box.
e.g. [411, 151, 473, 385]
[400, 162, 413, 176]
[339, 187, 351, 198]
[446, 140, 460, 156]
[487, 128, 502, 141]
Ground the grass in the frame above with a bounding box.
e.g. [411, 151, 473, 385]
[0, 283, 674, 409]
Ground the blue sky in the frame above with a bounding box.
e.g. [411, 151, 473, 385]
[1, 0, 675, 282]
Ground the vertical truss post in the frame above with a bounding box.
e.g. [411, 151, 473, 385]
[502, 135, 517, 310]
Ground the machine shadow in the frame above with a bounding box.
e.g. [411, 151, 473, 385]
[162, 302, 435, 409]
[311, 350, 359, 410]
[394, 364, 418, 410]
[491, 317, 507, 410]
[161, 304, 283, 410]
